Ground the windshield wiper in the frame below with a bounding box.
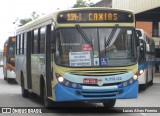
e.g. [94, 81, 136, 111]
[105, 24, 119, 47]
[104, 24, 119, 55]
[75, 24, 92, 45]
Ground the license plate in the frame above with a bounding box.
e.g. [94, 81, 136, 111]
[83, 78, 98, 84]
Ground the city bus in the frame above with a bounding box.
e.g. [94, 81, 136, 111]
[15, 7, 139, 107]
[3, 36, 16, 83]
[137, 29, 155, 90]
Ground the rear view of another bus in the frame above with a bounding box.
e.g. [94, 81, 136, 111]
[3, 36, 16, 83]
[137, 29, 155, 90]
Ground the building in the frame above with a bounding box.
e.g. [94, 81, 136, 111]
[92, 0, 112, 7]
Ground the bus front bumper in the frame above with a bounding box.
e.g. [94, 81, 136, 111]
[54, 81, 138, 102]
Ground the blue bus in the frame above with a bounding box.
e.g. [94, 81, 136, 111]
[137, 29, 155, 90]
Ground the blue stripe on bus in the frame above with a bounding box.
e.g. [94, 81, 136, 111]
[138, 60, 154, 71]
[138, 62, 147, 70]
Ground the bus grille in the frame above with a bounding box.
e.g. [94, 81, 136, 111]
[76, 89, 123, 98]
[81, 82, 121, 86]
[70, 69, 128, 76]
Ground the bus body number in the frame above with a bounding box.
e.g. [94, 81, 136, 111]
[105, 77, 122, 82]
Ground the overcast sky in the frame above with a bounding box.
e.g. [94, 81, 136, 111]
[0, 0, 101, 50]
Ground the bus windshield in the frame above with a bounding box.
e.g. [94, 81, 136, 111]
[55, 27, 137, 67]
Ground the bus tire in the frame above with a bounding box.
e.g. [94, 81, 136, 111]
[140, 84, 147, 91]
[149, 68, 153, 86]
[7, 78, 12, 83]
[21, 73, 29, 98]
[103, 99, 116, 108]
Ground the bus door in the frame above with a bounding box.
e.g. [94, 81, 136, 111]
[26, 32, 32, 89]
[45, 24, 53, 97]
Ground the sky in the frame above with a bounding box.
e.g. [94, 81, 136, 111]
[0, 0, 101, 50]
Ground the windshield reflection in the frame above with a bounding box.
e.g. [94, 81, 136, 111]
[55, 27, 137, 67]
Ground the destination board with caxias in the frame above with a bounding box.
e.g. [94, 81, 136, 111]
[57, 10, 134, 23]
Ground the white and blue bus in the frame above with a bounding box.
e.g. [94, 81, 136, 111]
[137, 29, 155, 90]
[15, 7, 139, 107]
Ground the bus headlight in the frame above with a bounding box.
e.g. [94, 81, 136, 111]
[133, 75, 138, 80]
[55, 73, 82, 89]
[56, 73, 64, 83]
[139, 70, 144, 75]
[58, 76, 64, 83]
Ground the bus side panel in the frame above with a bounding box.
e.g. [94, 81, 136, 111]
[31, 54, 45, 95]
[15, 55, 26, 87]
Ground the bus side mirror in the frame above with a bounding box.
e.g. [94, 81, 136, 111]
[136, 30, 142, 47]
[136, 30, 142, 37]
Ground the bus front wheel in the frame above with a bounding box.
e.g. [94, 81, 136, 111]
[103, 99, 116, 108]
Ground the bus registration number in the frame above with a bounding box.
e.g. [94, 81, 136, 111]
[105, 77, 122, 82]
[83, 78, 98, 84]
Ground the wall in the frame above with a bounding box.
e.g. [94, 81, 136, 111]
[136, 21, 152, 36]
[112, 0, 160, 14]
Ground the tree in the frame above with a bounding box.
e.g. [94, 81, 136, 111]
[13, 12, 40, 26]
[72, 0, 93, 8]
[31, 11, 39, 20]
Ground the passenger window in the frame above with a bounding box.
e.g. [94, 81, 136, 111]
[33, 29, 39, 54]
[40, 27, 46, 54]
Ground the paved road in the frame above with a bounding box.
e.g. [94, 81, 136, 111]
[0, 67, 160, 116]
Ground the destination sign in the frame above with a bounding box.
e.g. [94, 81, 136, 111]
[57, 10, 134, 23]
